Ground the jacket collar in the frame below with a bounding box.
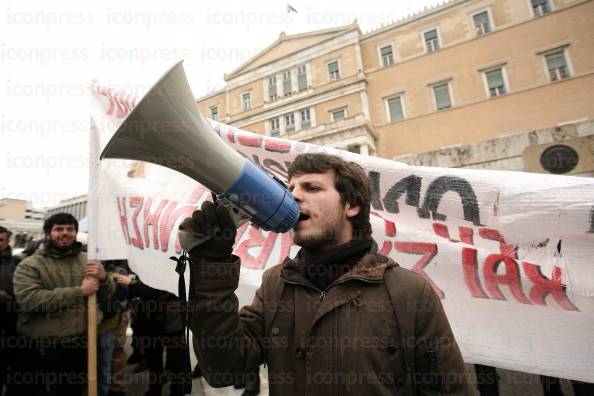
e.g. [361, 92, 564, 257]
[0, 246, 12, 259]
[38, 240, 83, 259]
[280, 240, 397, 289]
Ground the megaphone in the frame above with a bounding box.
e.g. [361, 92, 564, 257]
[100, 61, 299, 248]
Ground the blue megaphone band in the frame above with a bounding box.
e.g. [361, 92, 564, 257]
[219, 160, 299, 233]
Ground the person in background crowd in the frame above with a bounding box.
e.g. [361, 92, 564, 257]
[474, 364, 499, 396]
[0, 226, 19, 396]
[181, 153, 469, 394]
[540, 375, 594, 396]
[109, 306, 131, 396]
[20, 239, 44, 260]
[126, 291, 150, 374]
[107, 260, 133, 396]
[98, 260, 130, 396]
[13, 233, 33, 252]
[116, 273, 191, 396]
[11, 213, 115, 396]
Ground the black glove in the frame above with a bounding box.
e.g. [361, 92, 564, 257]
[179, 201, 237, 261]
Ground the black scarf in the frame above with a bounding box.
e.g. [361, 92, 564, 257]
[300, 238, 373, 291]
[0, 246, 12, 259]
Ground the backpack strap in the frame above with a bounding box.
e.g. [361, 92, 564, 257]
[383, 263, 418, 395]
[172, 253, 191, 339]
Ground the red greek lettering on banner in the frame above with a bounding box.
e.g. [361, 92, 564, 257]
[129, 197, 145, 249]
[395, 242, 443, 298]
[235, 228, 278, 269]
[483, 254, 531, 304]
[143, 197, 169, 250]
[522, 263, 579, 311]
[116, 197, 130, 245]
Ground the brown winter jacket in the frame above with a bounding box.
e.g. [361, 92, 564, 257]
[189, 250, 469, 395]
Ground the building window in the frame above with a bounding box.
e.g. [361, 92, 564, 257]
[283, 71, 292, 96]
[327, 61, 340, 81]
[268, 76, 277, 101]
[472, 11, 491, 36]
[545, 51, 570, 81]
[433, 83, 452, 110]
[209, 106, 219, 121]
[270, 117, 280, 137]
[531, 0, 551, 17]
[330, 108, 346, 121]
[285, 113, 295, 132]
[241, 92, 251, 111]
[386, 95, 405, 122]
[298, 65, 308, 91]
[299, 108, 312, 129]
[484, 68, 507, 97]
[423, 29, 440, 53]
[380, 45, 394, 67]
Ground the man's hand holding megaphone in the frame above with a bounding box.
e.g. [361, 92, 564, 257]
[179, 201, 237, 261]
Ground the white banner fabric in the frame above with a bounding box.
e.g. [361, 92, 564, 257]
[90, 83, 594, 382]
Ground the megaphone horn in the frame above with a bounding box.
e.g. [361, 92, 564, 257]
[100, 61, 299, 249]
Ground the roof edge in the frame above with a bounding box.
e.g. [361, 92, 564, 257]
[225, 21, 359, 81]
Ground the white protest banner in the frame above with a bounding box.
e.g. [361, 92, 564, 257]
[90, 82, 594, 382]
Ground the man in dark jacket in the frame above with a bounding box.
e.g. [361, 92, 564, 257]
[0, 226, 19, 395]
[180, 153, 469, 395]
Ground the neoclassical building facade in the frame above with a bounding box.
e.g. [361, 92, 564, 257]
[196, 0, 594, 174]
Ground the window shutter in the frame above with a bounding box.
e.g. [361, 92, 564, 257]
[486, 69, 504, 87]
[425, 30, 437, 41]
[546, 52, 566, 69]
[298, 72, 307, 91]
[389, 97, 403, 121]
[474, 12, 488, 26]
[434, 84, 451, 109]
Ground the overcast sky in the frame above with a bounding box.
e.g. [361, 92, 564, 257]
[0, 0, 442, 209]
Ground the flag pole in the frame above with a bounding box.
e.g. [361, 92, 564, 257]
[86, 117, 100, 396]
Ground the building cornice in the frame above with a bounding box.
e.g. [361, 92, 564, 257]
[293, 115, 378, 152]
[195, 88, 225, 102]
[225, 29, 361, 90]
[296, 114, 378, 141]
[225, 22, 359, 81]
[361, 0, 471, 41]
[231, 79, 367, 127]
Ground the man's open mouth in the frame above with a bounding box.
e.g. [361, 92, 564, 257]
[297, 213, 310, 223]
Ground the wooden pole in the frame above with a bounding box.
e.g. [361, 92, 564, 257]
[87, 293, 97, 396]
[86, 118, 100, 396]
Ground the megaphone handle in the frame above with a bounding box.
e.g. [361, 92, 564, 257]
[215, 198, 252, 229]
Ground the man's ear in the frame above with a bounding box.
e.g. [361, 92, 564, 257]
[345, 203, 360, 219]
